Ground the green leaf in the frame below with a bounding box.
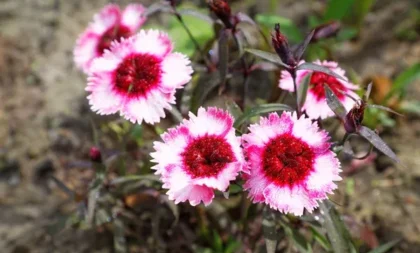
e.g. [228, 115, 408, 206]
[386, 63, 420, 101]
[113, 218, 127, 253]
[309, 225, 331, 251]
[245, 48, 288, 68]
[319, 200, 353, 253]
[255, 14, 303, 43]
[225, 100, 243, 119]
[367, 239, 400, 253]
[297, 73, 311, 109]
[262, 207, 278, 253]
[233, 103, 293, 128]
[190, 72, 221, 113]
[324, 0, 355, 21]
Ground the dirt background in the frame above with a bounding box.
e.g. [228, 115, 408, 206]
[0, 0, 419, 252]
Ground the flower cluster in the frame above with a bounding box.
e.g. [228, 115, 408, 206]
[73, 4, 357, 216]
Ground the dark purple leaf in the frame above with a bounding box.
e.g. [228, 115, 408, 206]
[297, 62, 347, 82]
[218, 29, 230, 87]
[294, 29, 315, 61]
[358, 126, 401, 164]
[324, 84, 347, 119]
[236, 12, 256, 25]
[367, 104, 404, 116]
[245, 48, 289, 68]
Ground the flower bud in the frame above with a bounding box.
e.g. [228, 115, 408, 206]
[271, 24, 296, 67]
[208, 0, 233, 28]
[311, 21, 341, 43]
[344, 102, 365, 133]
[89, 146, 102, 163]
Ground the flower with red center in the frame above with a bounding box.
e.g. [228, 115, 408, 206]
[279, 60, 359, 119]
[86, 29, 193, 124]
[150, 107, 246, 206]
[242, 112, 341, 215]
[74, 4, 147, 73]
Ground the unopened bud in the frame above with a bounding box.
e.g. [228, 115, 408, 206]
[344, 103, 365, 133]
[209, 0, 233, 28]
[311, 21, 341, 42]
[89, 146, 102, 163]
[271, 24, 296, 67]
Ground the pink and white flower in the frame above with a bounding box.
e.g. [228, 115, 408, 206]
[151, 107, 246, 206]
[279, 60, 359, 119]
[86, 29, 193, 124]
[74, 4, 147, 73]
[242, 112, 341, 215]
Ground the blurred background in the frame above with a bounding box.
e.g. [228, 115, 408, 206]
[0, 0, 419, 252]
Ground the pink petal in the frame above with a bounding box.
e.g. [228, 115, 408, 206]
[186, 107, 234, 137]
[90, 4, 121, 35]
[160, 53, 193, 92]
[121, 4, 147, 32]
[133, 30, 173, 58]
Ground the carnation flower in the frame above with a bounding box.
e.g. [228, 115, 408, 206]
[86, 29, 193, 124]
[74, 4, 146, 73]
[242, 112, 341, 215]
[279, 60, 359, 119]
[151, 107, 246, 206]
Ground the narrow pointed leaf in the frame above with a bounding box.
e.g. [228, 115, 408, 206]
[324, 85, 347, 119]
[364, 82, 373, 101]
[319, 200, 353, 253]
[225, 100, 243, 119]
[234, 103, 293, 128]
[177, 9, 214, 23]
[367, 104, 403, 116]
[297, 62, 347, 82]
[263, 207, 278, 253]
[218, 29, 230, 87]
[294, 29, 315, 61]
[236, 12, 256, 25]
[385, 63, 420, 101]
[144, 2, 171, 17]
[190, 73, 221, 112]
[367, 239, 400, 253]
[245, 48, 289, 68]
[297, 73, 311, 109]
[358, 126, 401, 164]
[113, 218, 127, 253]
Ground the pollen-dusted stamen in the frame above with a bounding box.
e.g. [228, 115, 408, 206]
[262, 134, 315, 187]
[182, 135, 235, 178]
[97, 25, 132, 54]
[114, 54, 162, 97]
[309, 71, 346, 101]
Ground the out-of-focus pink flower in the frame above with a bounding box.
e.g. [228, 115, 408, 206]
[86, 29, 193, 124]
[151, 107, 246, 206]
[74, 4, 147, 73]
[242, 112, 341, 215]
[279, 60, 359, 119]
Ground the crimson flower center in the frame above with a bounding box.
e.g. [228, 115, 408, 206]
[114, 54, 162, 97]
[262, 134, 315, 187]
[182, 135, 235, 178]
[309, 71, 346, 101]
[97, 25, 132, 55]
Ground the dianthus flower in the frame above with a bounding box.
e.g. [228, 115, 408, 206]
[74, 4, 146, 73]
[86, 30, 193, 124]
[151, 107, 246, 206]
[242, 112, 341, 215]
[279, 60, 359, 119]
